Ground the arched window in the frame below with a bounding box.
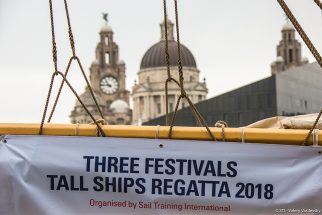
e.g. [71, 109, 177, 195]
[116, 118, 125, 124]
[105, 52, 110, 64]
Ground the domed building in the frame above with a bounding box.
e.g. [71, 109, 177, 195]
[132, 19, 208, 125]
[70, 21, 132, 125]
[144, 20, 322, 127]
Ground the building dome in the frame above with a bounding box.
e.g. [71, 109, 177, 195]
[282, 22, 294, 31]
[118, 59, 125, 65]
[110, 99, 129, 113]
[91, 60, 99, 66]
[140, 40, 197, 69]
[75, 89, 105, 107]
[100, 24, 112, 33]
[301, 57, 309, 63]
[276, 56, 284, 62]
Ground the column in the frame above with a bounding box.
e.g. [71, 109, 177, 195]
[134, 97, 138, 123]
[145, 95, 149, 121]
[149, 96, 153, 120]
[160, 95, 164, 116]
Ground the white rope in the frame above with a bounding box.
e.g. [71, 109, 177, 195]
[155, 125, 164, 148]
[155, 125, 160, 140]
[75, 123, 80, 136]
[313, 128, 319, 147]
[241, 127, 245, 144]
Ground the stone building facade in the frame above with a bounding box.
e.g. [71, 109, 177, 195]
[70, 23, 132, 124]
[144, 21, 322, 127]
[271, 20, 308, 75]
[131, 20, 208, 125]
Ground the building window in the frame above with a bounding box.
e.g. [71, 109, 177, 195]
[139, 97, 144, 114]
[224, 113, 228, 122]
[198, 95, 203, 102]
[168, 95, 175, 112]
[288, 33, 291, 40]
[237, 113, 242, 123]
[105, 52, 110, 64]
[157, 103, 161, 114]
[267, 94, 271, 108]
[289, 49, 293, 63]
[169, 103, 174, 112]
[305, 100, 308, 110]
[154, 96, 161, 114]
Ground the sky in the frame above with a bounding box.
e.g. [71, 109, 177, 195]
[0, 0, 321, 124]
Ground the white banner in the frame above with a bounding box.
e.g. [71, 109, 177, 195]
[0, 135, 321, 215]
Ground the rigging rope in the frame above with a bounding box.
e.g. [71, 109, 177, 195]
[48, 0, 58, 73]
[303, 109, 322, 146]
[63, 0, 76, 57]
[163, 0, 172, 126]
[40, 72, 106, 136]
[40, 0, 106, 136]
[314, 0, 322, 10]
[46, 0, 105, 123]
[313, 0, 322, 25]
[162, 0, 215, 140]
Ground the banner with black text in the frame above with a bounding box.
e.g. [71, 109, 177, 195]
[0, 135, 321, 215]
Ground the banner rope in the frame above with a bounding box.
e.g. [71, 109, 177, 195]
[241, 127, 245, 144]
[313, 129, 319, 146]
[215, 121, 228, 142]
[155, 125, 160, 140]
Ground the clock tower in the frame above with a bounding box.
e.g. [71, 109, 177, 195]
[70, 19, 131, 125]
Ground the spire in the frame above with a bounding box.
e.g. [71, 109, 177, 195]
[102, 12, 108, 24]
[160, 19, 175, 41]
[100, 12, 112, 33]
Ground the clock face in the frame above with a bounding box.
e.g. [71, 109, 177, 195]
[100, 76, 119, 94]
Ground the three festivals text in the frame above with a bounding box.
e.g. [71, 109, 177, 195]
[46, 156, 274, 200]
